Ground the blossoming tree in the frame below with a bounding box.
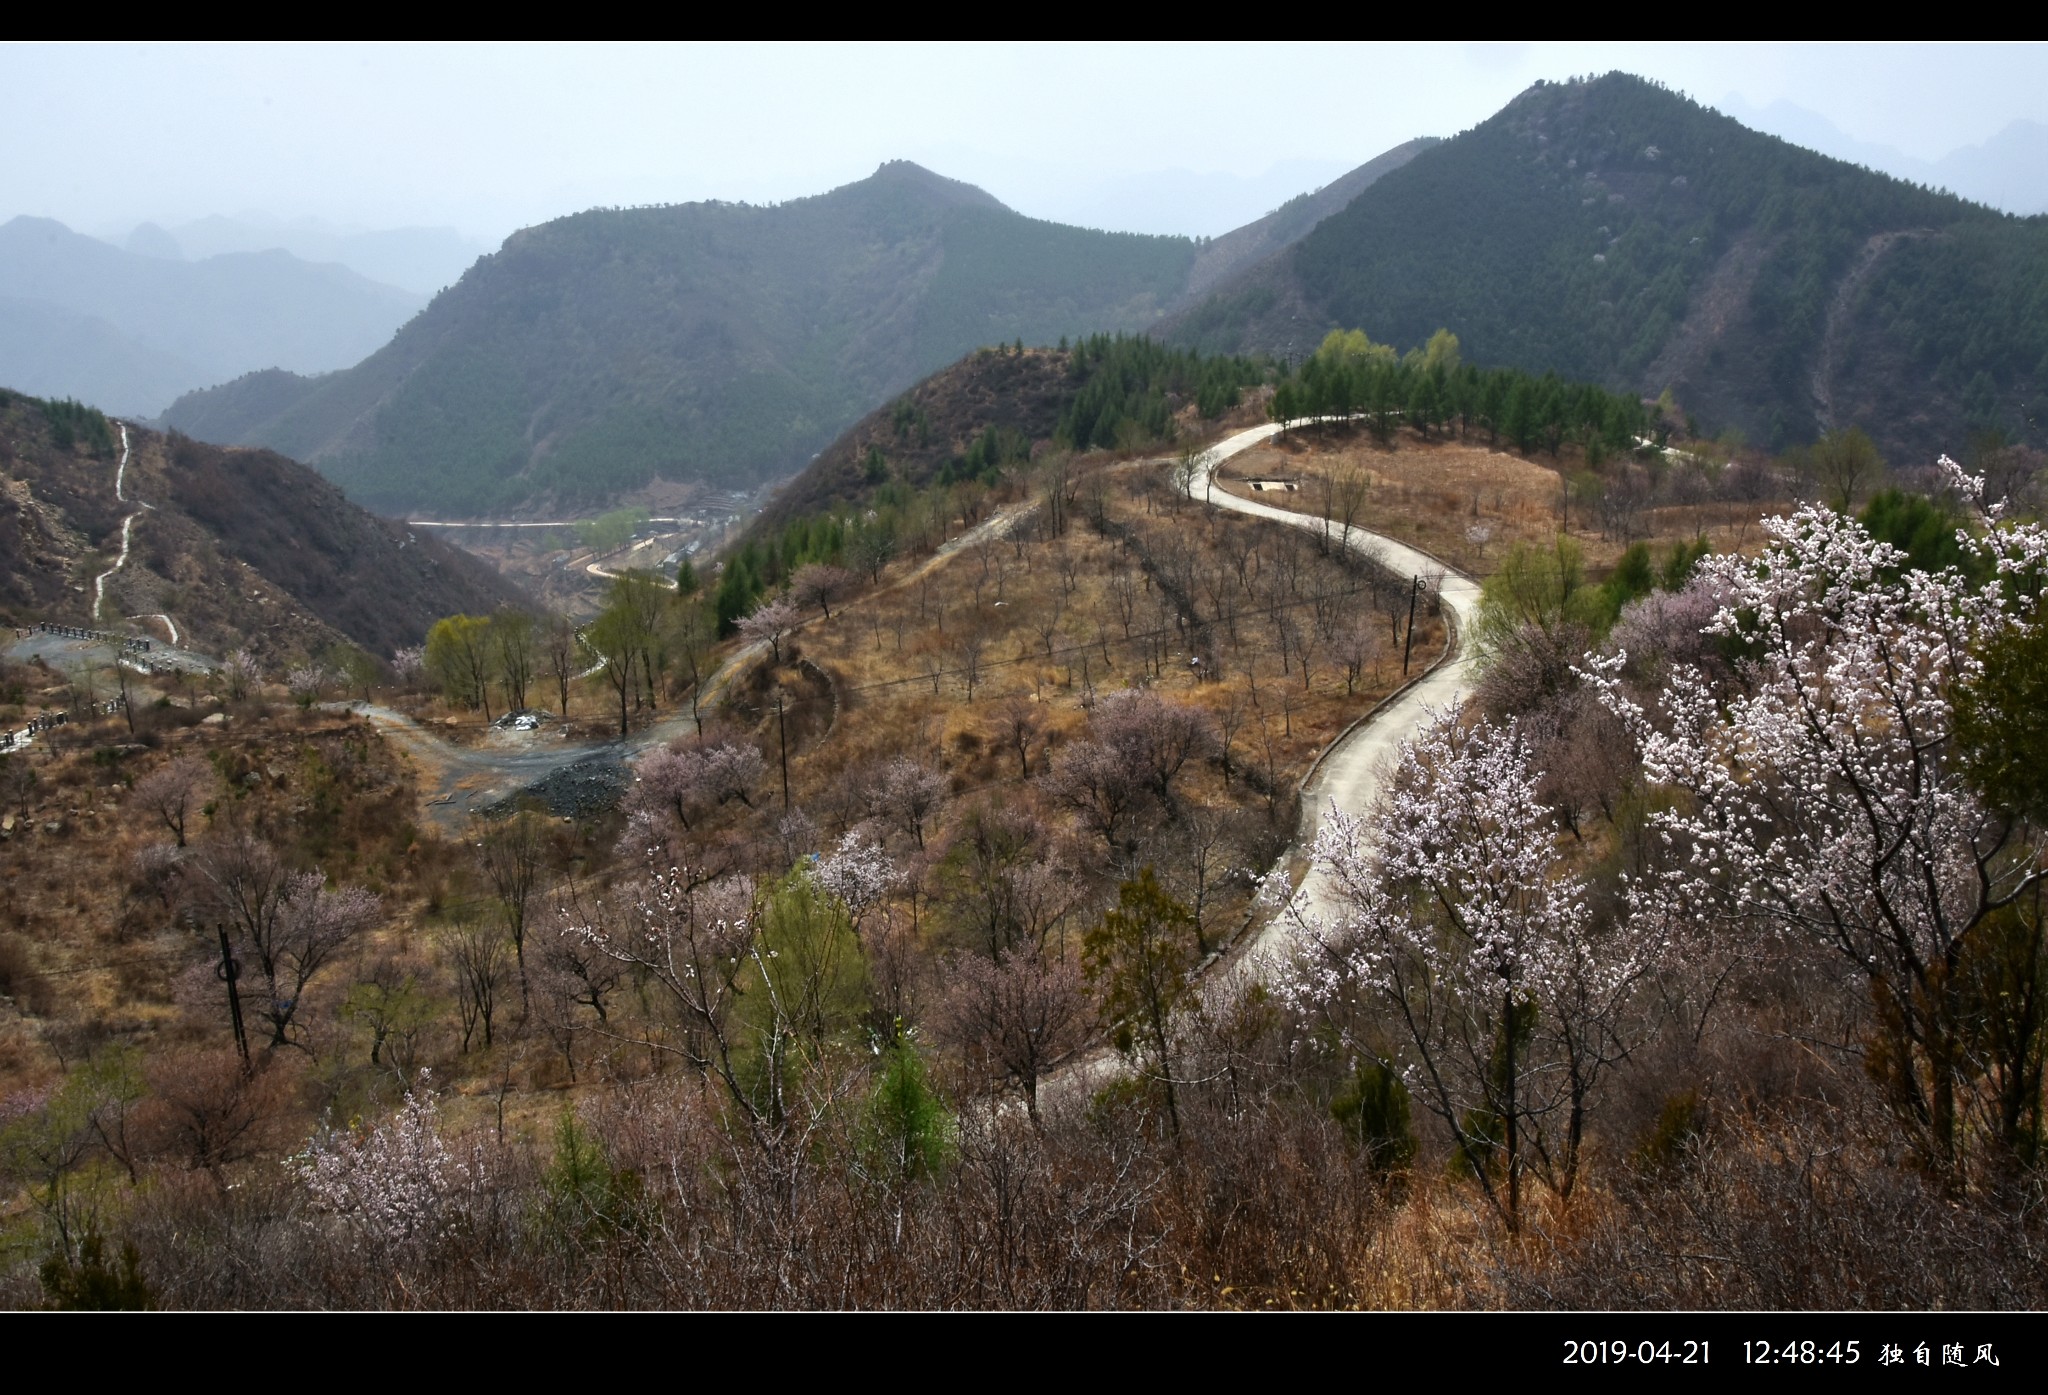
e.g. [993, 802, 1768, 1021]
[1287, 708, 1648, 1227]
[1586, 475, 2048, 1170]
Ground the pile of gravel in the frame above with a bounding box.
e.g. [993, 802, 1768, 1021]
[483, 756, 627, 819]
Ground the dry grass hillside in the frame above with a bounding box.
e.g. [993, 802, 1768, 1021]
[0, 392, 526, 667]
[10, 421, 2021, 1313]
[0, 444, 1441, 1164]
[1218, 419, 1792, 580]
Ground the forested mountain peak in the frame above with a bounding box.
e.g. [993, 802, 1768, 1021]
[858, 159, 1013, 212]
[150, 132, 1443, 521]
[158, 152, 1355, 518]
[1168, 71, 2046, 465]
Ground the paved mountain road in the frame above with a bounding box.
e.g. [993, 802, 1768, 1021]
[1039, 421, 1483, 1115]
[1191, 422, 1483, 970]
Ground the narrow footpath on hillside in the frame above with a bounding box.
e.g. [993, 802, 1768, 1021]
[91, 422, 153, 624]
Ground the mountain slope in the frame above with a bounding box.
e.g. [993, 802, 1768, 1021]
[160, 153, 1417, 519]
[1164, 74, 2048, 463]
[0, 391, 523, 663]
[1182, 138, 1438, 300]
[0, 217, 422, 416]
[161, 163, 1195, 516]
[0, 296, 204, 415]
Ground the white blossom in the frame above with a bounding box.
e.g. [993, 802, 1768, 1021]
[814, 828, 895, 930]
[300, 1073, 473, 1255]
[1584, 499, 2048, 1159]
[1283, 706, 1648, 1216]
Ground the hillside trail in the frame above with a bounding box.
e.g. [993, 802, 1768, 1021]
[91, 422, 157, 625]
[1811, 229, 1931, 433]
[1196, 423, 1481, 956]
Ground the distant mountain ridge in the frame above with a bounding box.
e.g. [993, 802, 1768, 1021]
[1715, 96, 2048, 217]
[0, 217, 421, 417]
[1185, 138, 1439, 300]
[1163, 73, 2048, 464]
[160, 149, 1426, 518]
[125, 214, 488, 296]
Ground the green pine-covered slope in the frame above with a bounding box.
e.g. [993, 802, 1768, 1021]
[1166, 73, 2048, 462]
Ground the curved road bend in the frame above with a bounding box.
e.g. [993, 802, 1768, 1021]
[1193, 422, 1483, 964]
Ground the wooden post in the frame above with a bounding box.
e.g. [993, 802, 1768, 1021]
[217, 925, 250, 1073]
[1402, 576, 1422, 676]
[775, 692, 790, 810]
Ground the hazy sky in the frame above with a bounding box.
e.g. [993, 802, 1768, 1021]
[6, 42, 2045, 245]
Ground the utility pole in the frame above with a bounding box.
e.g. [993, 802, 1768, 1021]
[1403, 575, 1423, 676]
[774, 692, 790, 810]
[216, 925, 250, 1073]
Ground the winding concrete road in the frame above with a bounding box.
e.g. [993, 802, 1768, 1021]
[1192, 421, 1482, 964]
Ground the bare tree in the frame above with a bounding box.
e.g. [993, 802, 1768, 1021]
[473, 811, 550, 1004]
[1151, 808, 1241, 957]
[672, 607, 711, 736]
[1045, 739, 1143, 851]
[994, 694, 1042, 778]
[1331, 462, 1370, 551]
[1108, 568, 1139, 639]
[1214, 688, 1250, 786]
[1292, 618, 1320, 690]
[1334, 618, 1384, 695]
[849, 526, 897, 583]
[1054, 541, 1082, 596]
[1173, 440, 1207, 502]
[790, 563, 856, 620]
[1030, 591, 1066, 666]
[951, 616, 992, 702]
[139, 1050, 286, 1193]
[935, 948, 1087, 1125]
[1038, 451, 1075, 539]
[543, 613, 581, 716]
[131, 755, 212, 847]
[444, 920, 510, 1051]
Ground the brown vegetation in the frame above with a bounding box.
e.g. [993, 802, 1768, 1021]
[5, 430, 2039, 1312]
[1219, 425, 1789, 581]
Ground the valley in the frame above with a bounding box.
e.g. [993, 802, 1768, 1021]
[4, 57, 2048, 1316]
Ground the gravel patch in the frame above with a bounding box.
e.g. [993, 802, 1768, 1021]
[481, 755, 627, 819]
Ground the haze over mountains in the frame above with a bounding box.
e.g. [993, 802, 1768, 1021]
[158, 150, 1424, 517]
[1717, 94, 2048, 216]
[118, 214, 486, 297]
[0, 216, 423, 417]
[17, 71, 2041, 523]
